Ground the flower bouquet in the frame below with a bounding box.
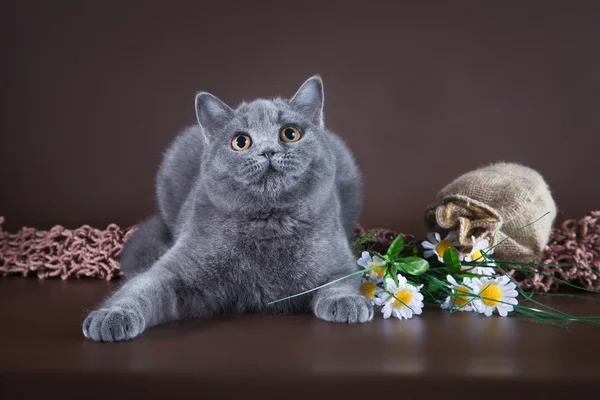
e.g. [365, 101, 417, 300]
[271, 213, 600, 327]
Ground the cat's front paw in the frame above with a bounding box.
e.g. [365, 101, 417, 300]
[82, 307, 145, 342]
[314, 294, 373, 324]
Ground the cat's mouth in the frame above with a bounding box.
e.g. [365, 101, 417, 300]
[261, 158, 286, 174]
[263, 165, 285, 179]
[250, 161, 293, 193]
[242, 157, 300, 193]
[266, 162, 282, 172]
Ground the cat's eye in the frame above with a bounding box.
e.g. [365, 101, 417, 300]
[232, 134, 252, 151]
[280, 126, 302, 143]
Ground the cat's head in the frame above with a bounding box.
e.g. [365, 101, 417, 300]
[196, 76, 337, 210]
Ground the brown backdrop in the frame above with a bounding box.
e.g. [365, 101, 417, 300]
[1, 0, 599, 238]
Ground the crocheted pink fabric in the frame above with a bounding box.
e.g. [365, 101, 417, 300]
[1, 212, 599, 291]
[0, 217, 136, 280]
[507, 211, 600, 292]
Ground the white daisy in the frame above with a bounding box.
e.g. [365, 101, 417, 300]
[461, 263, 497, 277]
[440, 275, 475, 312]
[463, 236, 496, 276]
[357, 251, 386, 282]
[359, 279, 379, 304]
[374, 274, 424, 320]
[465, 266, 497, 276]
[464, 236, 495, 263]
[470, 275, 519, 317]
[422, 232, 462, 262]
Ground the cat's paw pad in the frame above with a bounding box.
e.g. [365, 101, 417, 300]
[314, 294, 373, 324]
[82, 307, 145, 342]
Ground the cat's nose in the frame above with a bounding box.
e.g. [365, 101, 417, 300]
[260, 150, 277, 159]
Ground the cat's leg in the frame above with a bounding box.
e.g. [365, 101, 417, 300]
[83, 239, 200, 342]
[119, 215, 172, 277]
[311, 275, 373, 323]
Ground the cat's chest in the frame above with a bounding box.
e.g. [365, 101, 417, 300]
[213, 235, 324, 304]
[232, 236, 316, 277]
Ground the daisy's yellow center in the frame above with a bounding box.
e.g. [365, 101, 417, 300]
[392, 289, 413, 308]
[435, 240, 453, 258]
[452, 286, 472, 307]
[471, 249, 484, 262]
[372, 263, 385, 277]
[360, 282, 377, 300]
[479, 284, 503, 307]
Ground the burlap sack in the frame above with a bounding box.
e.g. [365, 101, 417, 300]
[424, 162, 557, 263]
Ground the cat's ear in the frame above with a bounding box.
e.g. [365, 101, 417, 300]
[195, 92, 234, 142]
[290, 75, 324, 127]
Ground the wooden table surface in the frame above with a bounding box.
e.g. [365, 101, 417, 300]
[1, 278, 599, 399]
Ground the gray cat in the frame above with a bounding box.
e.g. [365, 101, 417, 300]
[82, 76, 372, 342]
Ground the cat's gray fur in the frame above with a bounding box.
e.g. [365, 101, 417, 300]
[82, 76, 371, 342]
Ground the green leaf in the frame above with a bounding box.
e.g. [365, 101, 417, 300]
[395, 257, 429, 276]
[388, 262, 398, 282]
[427, 281, 441, 294]
[383, 269, 390, 283]
[443, 248, 461, 274]
[385, 234, 404, 261]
